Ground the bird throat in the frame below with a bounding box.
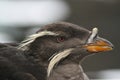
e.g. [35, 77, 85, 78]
[47, 63, 88, 80]
[47, 48, 89, 77]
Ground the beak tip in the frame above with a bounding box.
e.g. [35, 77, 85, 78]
[106, 40, 114, 49]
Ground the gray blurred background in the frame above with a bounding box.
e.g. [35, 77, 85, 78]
[0, 0, 120, 79]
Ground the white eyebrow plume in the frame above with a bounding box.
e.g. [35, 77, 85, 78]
[18, 31, 58, 51]
[47, 48, 74, 77]
[87, 27, 98, 43]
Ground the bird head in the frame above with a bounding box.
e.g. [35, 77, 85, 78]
[18, 22, 113, 77]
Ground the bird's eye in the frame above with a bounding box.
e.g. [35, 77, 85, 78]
[56, 37, 65, 43]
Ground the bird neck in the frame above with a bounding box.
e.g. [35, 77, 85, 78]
[48, 63, 88, 80]
[23, 51, 48, 67]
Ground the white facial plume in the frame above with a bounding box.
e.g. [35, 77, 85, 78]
[18, 31, 58, 51]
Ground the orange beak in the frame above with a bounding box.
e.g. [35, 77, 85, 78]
[84, 38, 113, 53]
